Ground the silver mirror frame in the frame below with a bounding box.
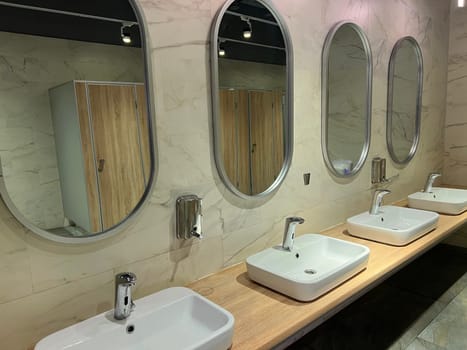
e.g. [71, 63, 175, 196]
[321, 21, 373, 178]
[210, 0, 294, 199]
[386, 36, 423, 165]
[0, 0, 158, 244]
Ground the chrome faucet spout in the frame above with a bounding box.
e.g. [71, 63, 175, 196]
[369, 190, 391, 215]
[114, 272, 136, 320]
[282, 217, 305, 251]
[423, 173, 441, 193]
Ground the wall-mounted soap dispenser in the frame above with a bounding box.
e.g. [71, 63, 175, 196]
[176, 195, 203, 240]
[371, 157, 385, 184]
[371, 157, 399, 185]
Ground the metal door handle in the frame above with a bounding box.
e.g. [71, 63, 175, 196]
[98, 159, 105, 172]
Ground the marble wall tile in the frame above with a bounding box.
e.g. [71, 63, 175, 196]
[139, 0, 211, 49]
[25, 202, 173, 292]
[0, 0, 453, 349]
[444, 1, 467, 187]
[0, 201, 31, 304]
[114, 236, 224, 299]
[0, 270, 114, 350]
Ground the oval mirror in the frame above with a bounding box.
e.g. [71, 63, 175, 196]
[321, 22, 372, 177]
[387, 36, 423, 165]
[0, 0, 155, 243]
[211, 0, 293, 198]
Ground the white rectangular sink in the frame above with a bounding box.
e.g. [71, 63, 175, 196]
[246, 234, 370, 302]
[346, 205, 439, 246]
[408, 187, 467, 215]
[35, 287, 234, 350]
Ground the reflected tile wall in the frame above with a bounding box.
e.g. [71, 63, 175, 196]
[0, 31, 144, 230]
[327, 24, 368, 166]
[444, 1, 467, 187]
[0, 0, 451, 349]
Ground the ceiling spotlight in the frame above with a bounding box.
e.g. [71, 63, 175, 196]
[218, 42, 226, 56]
[241, 16, 252, 39]
[121, 22, 136, 44]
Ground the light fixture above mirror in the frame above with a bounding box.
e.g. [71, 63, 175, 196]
[121, 22, 137, 44]
[241, 16, 252, 39]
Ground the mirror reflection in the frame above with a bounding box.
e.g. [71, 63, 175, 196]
[387, 37, 423, 164]
[0, 0, 153, 239]
[322, 22, 372, 177]
[213, 0, 291, 196]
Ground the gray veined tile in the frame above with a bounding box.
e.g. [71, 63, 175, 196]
[417, 286, 467, 350]
[406, 337, 447, 350]
[387, 298, 447, 350]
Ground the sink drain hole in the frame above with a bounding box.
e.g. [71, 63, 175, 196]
[127, 324, 135, 334]
[304, 269, 317, 274]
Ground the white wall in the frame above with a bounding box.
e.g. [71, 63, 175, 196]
[0, 0, 451, 349]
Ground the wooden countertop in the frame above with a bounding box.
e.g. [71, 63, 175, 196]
[187, 200, 467, 350]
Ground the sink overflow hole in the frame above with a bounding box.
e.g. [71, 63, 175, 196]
[127, 325, 135, 334]
[304, 269, 317, 274]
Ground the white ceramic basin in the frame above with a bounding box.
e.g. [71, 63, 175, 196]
[35, 287, 234, 350]
[346, 205, 439, 246]
[246, 234, 369, 302]
[408, 187, 467, 215]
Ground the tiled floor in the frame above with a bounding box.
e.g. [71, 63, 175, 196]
[287, 244, 467, 350]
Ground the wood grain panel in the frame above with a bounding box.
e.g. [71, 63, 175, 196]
[188, 199, 467, 350]
[135, 84, 151, 185]
[273, 90, 285, 179]
[87, 84, 145, 230]
[237, 90, 250, 194]
[219, 89, 238, 188]
[74, 82, 101, 232]
[249, 90, 274, 195]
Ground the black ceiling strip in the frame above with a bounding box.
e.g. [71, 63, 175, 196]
[0, 5, 141, 47]
[220, 40, 286, 66]
[0, 0, 137, 21]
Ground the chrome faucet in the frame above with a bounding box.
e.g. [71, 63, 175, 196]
[114, 272, 136, 320]
[369, 190, 391, 215]
[282, 217, 305, 251]
[423, 173, 441, 193]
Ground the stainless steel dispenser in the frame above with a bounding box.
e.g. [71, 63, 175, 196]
[176, 195, 203, 240]
[371, 157, 383, 184]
